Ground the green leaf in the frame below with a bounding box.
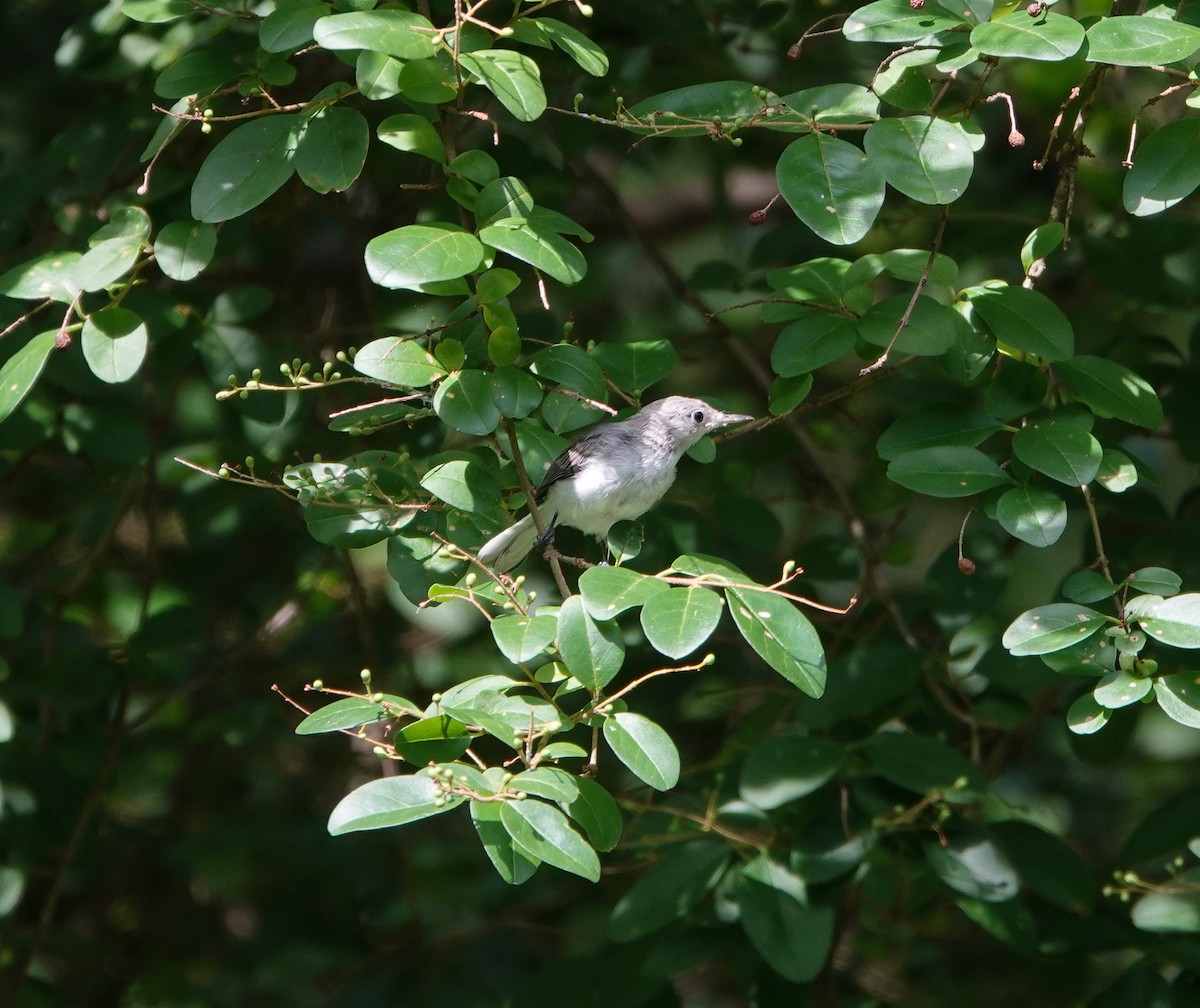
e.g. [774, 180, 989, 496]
[603, 712, 680, 791]
[356, 51, 402, 101]
[768, 375, 813, 415]
[1136, 594, 1200, 648]
[295, 106, 369, 193]
[1056, 356, 1163, 429]
[120, 0, 193, 22]
[579, 566, 669, 620]
[778, 83, 880, 125]
[1011, 418, 1103, 486]
[887, 445, 1010, 498]
[529, 343, 606, 398]
[420, 458, 499, 511]
[81, 307, 148, 384]
[1129, 567, 1182, 596]
[398, 57, 459, 104]
[770, 314, 858, 377]
[1133, 892, 1200, 933]
[313, 10, 436, 59]
[992, 819, 1095, 914]
[639, 586, 723, 660]
[1124, 119, 1200, 216]
[1153, 673, 1200, 729]
[925, 828, 1020, 902]
[565, 776, 622, 852]
[191, 116, 300, 223]
[1097, 447, 1139, 492]
[328, 774, 461, 835]
[538, 17, 609, 76]
[1002, 603, 1108, 656]
[154, 50, 240, 99]
[365, 224, 485, 291]
[459, 50, 546, 122]
[471, 800, 540, 884]
[490, 367, 542, 418]
[353, 337, 446, 388]
[500, 798, 600, 881]
[154, 221, 216, 281]
[377, 113, 446, 164]
[0, 251, 83, 303]
[740, 735, 844, 810]
[434, 369, 502, 435]
[984, 360, 1048, 418]
[1066, 693, 1111, 735]
[861, 730, 985, 801]
[395, 715, 472, 764]
[727, 586, 826, 697]
[1062, 570, 1119, 604]
[970, 11, 1085, 61]
[0, 331, 57, 424]
[842, 0, 968, 43]
[864, 116, 975, 205]
[509, 767, 579, 804]
[996, 485, 1067, 547]
[260, 1, 326, 52]
[588, 340, 678, 394]
[1085, 16, 1200, 67]
[877, 402, 1001, 461]
[1021, 221, 1065, 272]
[777, 132, 885, 246]
[557, 595, 625, 691]
[858, 296, 967, 356]
[478, 217, 586, 284]
[626, 80, 767, 136]
[608, 840, 729, 941]
[73, 236, 143, 292]
[965, 285, 1074, 360]
[295, 696, 404, 734]
[491, 613, 558, 663]
[1094, 669, 1152, 708]
[737, 859, 834, 983]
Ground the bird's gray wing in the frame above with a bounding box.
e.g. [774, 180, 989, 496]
[533, 429, 607, 505]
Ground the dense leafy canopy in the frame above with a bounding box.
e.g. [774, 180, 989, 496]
[5, 0, 1200, 1005]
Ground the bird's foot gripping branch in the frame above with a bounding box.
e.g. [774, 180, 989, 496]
[283, 555, 840, 883]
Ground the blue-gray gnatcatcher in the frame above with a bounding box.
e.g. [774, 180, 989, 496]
[477, 396, 753, 572]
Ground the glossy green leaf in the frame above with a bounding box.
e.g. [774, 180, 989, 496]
[740, 735, 844, 810]
[970, 11, 1085, 61]
[72, 237, 140, 293]
[365, 224, 485, 291]
[1085, 16, 1200, 67]
[433, 369, 502, 436]
[626, 80, 766, 136]
[154, 221, 216, 281]
[420, 459, 500, 511]
[843, 0, 967, 43]
[296, 696, 404, 734]
[1012, 418, 1103, 486]
[1094, 669, 1152, 708]
[120, 0, 193, 22]
[778, 83, 879, 125]
[603, 711, 679, 791]
[328, 774, 461, 835]
[737, 859, 834, 983]
[1066, 693, 1110, 735]
[489, 367, 541, 418]
[295, 105, 368, 193]
[996, 486, 1067, 547]
[1021, 221, 1065, 272]
[490, 613, 558, 663]
[459, 50, 546, 122]
[154, 50, 240, 98]
[398, 57, 459, 104]
[500, 798, 599, 881]
[0, 251, 83, 303]
[877, 402, 1001, 461]
[609, 840, 728, 941]
[864, 116, 974, 204]
[861, 730, 985, 801]
[81, 307, 148, 384]
[471, 800, 540, 884]
[770, 313, 858, 377]
[1062, 570, 1119, 604]
[355, 51, 402, 100]
[925, 829, 1019, 902]
[377, 113, 446, 164]
[887, 446, 1010, 498]
[727, 586, 826, 697]
[191, 116, 300, 223]
[557, 595, 625, 691]
[579, 565, 669, 620]
[1154, 673, 1200, 729]
[529, 343, 606, 398]
[260, 1, 326, 52]
[0, 331, 57, 424]
[1136, 594, 1200, 648]
[509, 767, 579, 804]
[353, 337, 445, 388]
[1097, 447, 1138, 492]
[395, 716, 472, 764]
[768, 374, 813, 415]
[588, 339, 678, 394]
[564, 776, 622, 852]
[858, 296, 967, 356]
[966, 285, 1074, 360]
[1124, 119, 1200, 216]
[538, 17, 609, 76]
[1056, 356, 1163, 429]
[639, 586, 723, 659]
[1129, 567, 1182, 596]
[1002, 603, 1108, 656]
[478, 217, 586, 284]
[777, 132, 885, 246]
[1132, 892, 1200, 933]
[313, 10, 436, 59]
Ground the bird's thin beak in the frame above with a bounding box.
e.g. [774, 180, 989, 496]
[717, 411, 754, 427]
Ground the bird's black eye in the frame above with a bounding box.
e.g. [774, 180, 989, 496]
[692, 409, 706, 424]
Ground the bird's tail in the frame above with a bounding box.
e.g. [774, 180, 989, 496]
[477, 514, 539, 573]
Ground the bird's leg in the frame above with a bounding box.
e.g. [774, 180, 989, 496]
[533, 521, 557, 551]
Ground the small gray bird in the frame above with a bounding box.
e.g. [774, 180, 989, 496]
[477, 396, 753, 573]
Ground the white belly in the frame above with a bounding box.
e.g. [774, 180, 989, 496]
[544, 455, 677, 538]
